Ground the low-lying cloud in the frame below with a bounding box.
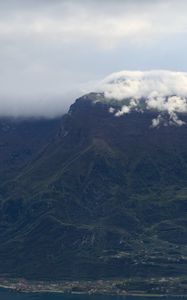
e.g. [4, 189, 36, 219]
[0, 90, 81, 118]
[1, 69, 187, 124]
[98, 70, 187, 127]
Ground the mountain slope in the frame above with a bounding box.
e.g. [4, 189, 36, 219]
[0, 117, 61, 181]
[0, 93, 187, 279]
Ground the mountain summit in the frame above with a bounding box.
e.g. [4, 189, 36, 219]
[96, 70, 187, 127]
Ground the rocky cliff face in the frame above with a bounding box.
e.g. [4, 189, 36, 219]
[0, 93, 186, 279]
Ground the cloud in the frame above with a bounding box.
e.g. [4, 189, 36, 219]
[100, 70, 187, 99]
[151, 113, 185, 128]
[99, 70, 187, 127]
[1, 0, 187, 51]
[0, 3, 151, 49]
[0, 90, 81, 118]
[115, 105, 131, 117]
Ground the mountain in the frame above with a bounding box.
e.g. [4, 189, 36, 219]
[0, 93, 187, 280]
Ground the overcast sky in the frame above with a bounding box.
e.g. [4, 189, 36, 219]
[1, 0, 187, 116]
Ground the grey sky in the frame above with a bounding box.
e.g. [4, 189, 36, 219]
[1, 0, 187, 116]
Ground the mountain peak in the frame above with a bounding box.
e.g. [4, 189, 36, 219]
[74, 71, 187, 127]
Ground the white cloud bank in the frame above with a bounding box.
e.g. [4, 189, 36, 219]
[98, 70, 187, 127]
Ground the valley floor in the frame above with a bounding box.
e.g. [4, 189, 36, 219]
[0, 276, 187, 297]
